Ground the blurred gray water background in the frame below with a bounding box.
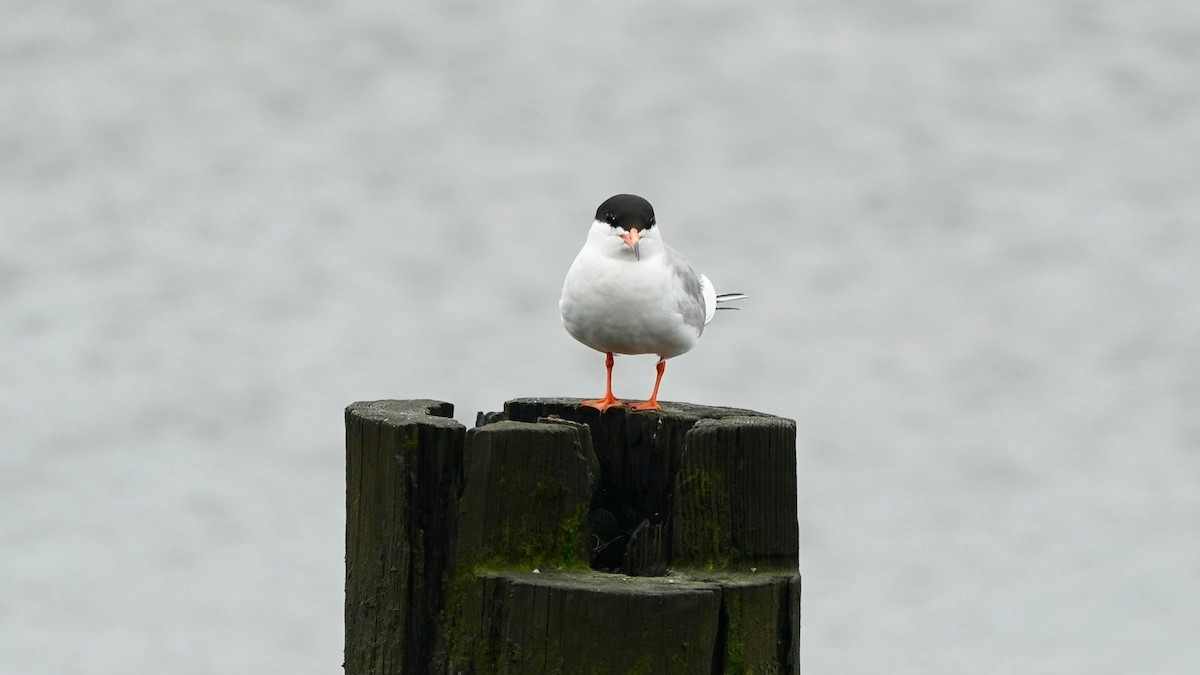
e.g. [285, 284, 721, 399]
[3, 1, 1199, 673]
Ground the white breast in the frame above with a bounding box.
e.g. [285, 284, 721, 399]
[560, 243, 702, 360]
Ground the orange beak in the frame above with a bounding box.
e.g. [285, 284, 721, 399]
[620, 228, 641, 260]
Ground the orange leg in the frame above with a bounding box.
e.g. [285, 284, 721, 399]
[579, 352, 623, 411]
[629, 358, 666, 411]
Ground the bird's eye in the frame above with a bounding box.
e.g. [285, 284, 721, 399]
[649, 217, 655, 225]
[605, 213, 617, 225]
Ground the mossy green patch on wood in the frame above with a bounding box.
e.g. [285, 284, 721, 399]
[725, 592, 745, 674]
[399, 424, 419, 453]
[559, 504, 587, 569]
[674, 463, 736, 568]
[439, 419, 597, 671]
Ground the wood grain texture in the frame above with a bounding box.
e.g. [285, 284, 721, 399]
[503, 398, 797, 575]
[345, 397, 801, 674]
[673, 416, 799, 570]
[470, 571, 722, 675]
[344, 400, 464, 675]
[454, 420, 597, 569]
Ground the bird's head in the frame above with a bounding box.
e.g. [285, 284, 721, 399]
[590, 194, 660, 261]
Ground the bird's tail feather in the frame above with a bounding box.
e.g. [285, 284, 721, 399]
[714, 292, 746, 312]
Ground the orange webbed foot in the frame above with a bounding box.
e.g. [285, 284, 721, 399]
[579, 395, 623, 412]
[627, 400, 661, 412]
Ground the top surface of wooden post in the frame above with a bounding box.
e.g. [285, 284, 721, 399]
[346, 398, 459, 426]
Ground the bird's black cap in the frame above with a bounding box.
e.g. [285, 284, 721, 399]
[595, 194, 656, 232]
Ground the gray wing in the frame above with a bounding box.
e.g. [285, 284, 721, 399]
[666, 247, 707, 332]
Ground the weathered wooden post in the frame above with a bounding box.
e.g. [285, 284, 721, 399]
[346, 397, 800, 674]
[344, 400, 465, 674]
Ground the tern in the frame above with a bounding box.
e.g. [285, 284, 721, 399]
[559, 194, 745, 411]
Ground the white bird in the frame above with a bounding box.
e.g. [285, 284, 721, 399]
[559, 194, 745, 411]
